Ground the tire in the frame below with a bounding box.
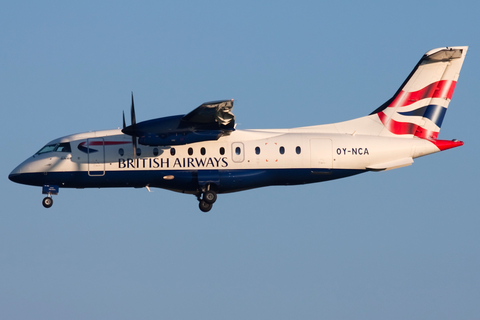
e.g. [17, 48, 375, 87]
[42, 197, 53, 208]
[199, 200, 213, 212]
[203, 190, 217, 204]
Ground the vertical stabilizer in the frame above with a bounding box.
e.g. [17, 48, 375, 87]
[371, 46, 468, 139]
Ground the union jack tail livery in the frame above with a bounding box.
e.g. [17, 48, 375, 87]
[372, 46, 467, 140]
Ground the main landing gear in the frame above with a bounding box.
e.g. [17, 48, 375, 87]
[197, 188, 217, 213]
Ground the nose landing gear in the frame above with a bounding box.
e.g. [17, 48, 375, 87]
[42, 185, 59, 209]
[42, 196, 53, 208]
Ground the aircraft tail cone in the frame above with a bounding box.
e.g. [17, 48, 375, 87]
[432, 139, 464, 151]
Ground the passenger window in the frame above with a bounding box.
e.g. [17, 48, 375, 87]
[170, 148, 176, 156]
[119, 148, 124, 156]
[153, 148, 159, 156]
[232, 142, 244, 162]
[296, 146, 301, 154]
[200, 147, 206, 155]
[136, 148, 142, 156]
[219, 147, 225, 155]
[188, 147, 193, 156]
[279, 146, 285, 155]
[255, 146, 260, 155]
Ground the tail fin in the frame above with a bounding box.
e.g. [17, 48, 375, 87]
[371, 46, 468, 140]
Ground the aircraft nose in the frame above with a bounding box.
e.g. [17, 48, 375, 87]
[8, 172, 21, 183]
[9, 162, 24, 183]
[9, 156, 53, 186]
[9, 158, 33, 185]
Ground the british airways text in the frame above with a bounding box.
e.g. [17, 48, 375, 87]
[118, 157, 228, 169]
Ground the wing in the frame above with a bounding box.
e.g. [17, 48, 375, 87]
[122, 99, 235, 146]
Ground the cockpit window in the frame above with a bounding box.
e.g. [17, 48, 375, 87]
[36, 143, 72, 155]
[36, 144, 57, 155]
[55, 143, 71, 152]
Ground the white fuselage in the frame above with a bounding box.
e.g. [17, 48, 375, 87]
[9, 127, 440, 194]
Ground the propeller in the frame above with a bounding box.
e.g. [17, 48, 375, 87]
[131, 93, 136, 126]
[130, 93, 138, 158]
[122, 92, 138, 158]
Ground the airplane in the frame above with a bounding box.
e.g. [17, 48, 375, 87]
[9, 46, 468, 212]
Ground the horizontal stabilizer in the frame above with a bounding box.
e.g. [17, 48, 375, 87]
[366, 157, 413, 171]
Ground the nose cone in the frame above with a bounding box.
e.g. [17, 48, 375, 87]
[9, 161, 26, 184]
[8, 156, 40, 186]
[8, 172, 20, 183]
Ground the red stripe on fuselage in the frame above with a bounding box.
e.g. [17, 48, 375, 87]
[81, 141, 130, 146]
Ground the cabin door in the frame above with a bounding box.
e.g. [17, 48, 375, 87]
[87, 138, 105, 176]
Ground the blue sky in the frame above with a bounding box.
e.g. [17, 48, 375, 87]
[1, 1, 479, 319]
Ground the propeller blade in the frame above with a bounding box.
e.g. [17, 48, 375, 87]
[132, 136, 137, 159]
[131, 92, 136, 126]
[117, 93, 139, 158]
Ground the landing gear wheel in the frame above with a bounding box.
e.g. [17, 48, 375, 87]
[199, 200, 213, 212]
[203, 190, 217, 204]
[42, 197, 53, 208]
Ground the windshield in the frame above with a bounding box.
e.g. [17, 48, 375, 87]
[56, 143, 71, 152]
[36, 144, 57, 155]
[36, 143, 72, 155]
